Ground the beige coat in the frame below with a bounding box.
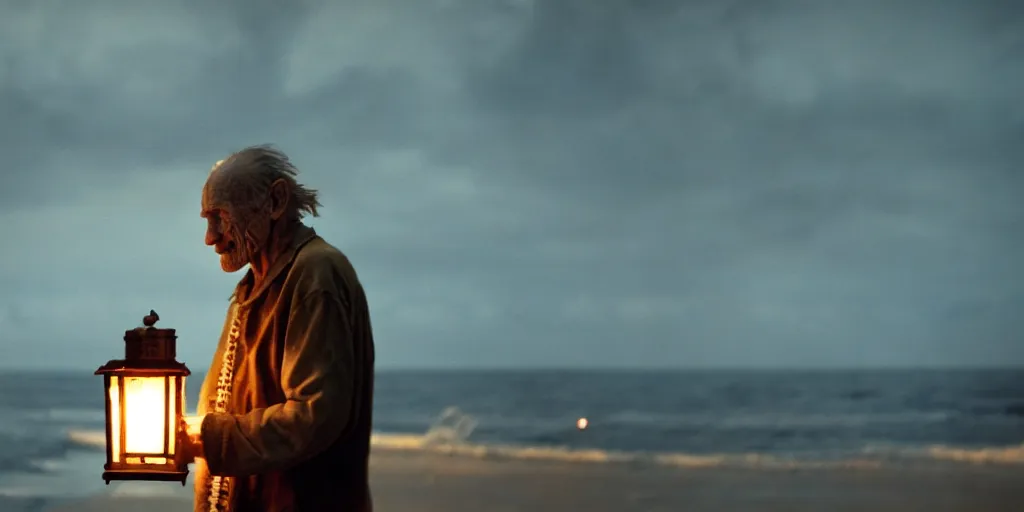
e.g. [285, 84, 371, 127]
[194, 225, 375, 511]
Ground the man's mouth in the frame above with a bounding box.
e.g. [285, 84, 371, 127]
[216, 241, 236, 255]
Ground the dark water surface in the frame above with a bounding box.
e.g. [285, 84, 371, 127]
[0, 368, 1021, 508]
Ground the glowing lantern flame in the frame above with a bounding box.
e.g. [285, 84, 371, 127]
[125, 377, 172, 457]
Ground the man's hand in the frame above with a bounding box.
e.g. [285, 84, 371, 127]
[180, 415, 206, 463]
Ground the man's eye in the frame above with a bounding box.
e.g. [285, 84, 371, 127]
[207, 213, 229, 230]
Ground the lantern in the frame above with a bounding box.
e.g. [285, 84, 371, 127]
[95, 310, 191, 485]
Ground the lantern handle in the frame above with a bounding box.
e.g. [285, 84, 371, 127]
[142, 310, 160, 328]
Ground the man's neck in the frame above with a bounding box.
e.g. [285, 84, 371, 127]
[250, 221, 301, 287]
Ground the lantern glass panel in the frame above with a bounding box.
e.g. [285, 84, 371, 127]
[123, 376, 168, 456]
[166, 376, 177, 456]
[165, 375, 182, 457]
[107, 377, 121, 464]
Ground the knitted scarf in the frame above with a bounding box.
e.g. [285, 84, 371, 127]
[206, 304, 243, 512]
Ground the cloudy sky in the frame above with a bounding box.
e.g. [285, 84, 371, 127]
[0, 0, 1021, 370]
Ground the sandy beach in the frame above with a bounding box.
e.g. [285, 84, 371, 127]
[48, 449, 1024, 512]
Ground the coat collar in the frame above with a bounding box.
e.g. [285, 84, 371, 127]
[231, 223, 318, 307]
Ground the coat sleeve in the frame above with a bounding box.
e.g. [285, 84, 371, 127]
[200, 290, 356, 476]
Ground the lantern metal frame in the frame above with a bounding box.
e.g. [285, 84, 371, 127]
[95, 312, 191, 485]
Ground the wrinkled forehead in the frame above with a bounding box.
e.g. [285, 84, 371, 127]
[200, 159, 229, 215]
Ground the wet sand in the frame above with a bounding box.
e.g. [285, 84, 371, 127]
[51, 450, 1024, 511]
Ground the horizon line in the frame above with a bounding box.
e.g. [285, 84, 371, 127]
[1, 364, 1022, 374]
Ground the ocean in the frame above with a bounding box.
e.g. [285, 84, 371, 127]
[0, 368, 1022, 510]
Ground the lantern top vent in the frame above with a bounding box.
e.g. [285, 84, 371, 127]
[123, 309, 178, 361]
[96, 310, 190, 376]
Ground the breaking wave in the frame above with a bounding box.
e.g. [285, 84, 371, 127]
[64, 407, 1024, 470]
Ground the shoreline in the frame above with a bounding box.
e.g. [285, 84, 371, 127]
[45, 448, 1024, 512]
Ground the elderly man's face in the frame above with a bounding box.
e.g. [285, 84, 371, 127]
[200, 170, 271, 273]
[201, 207, 250, 273]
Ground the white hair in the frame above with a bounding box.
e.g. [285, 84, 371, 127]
[211, 144, 321, 219]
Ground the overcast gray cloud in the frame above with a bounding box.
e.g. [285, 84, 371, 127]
[1, 0, 1021, 369]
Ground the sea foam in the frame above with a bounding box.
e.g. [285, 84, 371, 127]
[66, 427, 1024, 470]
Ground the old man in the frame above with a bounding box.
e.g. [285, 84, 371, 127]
[183, 145, 375, 512]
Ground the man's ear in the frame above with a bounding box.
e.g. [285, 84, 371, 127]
[269, 178, 290, 220]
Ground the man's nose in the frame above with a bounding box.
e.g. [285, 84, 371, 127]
[205, 227, 220, 246]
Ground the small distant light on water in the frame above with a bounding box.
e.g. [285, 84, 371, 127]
[576, 417, 588, 430]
